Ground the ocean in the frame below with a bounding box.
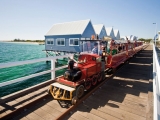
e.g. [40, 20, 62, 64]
[0, 42, 67, 97]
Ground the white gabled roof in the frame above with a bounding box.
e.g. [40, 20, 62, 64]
[93, 24, 104, 35]
[121, 35, 138, 40]
[45, 19, 91, 36]
[114, 29, 119, 36]
[105, 27, 113, 35]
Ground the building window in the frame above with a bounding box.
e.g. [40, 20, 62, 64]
[46, 38, 54, 45]
[69, 38, 79, 46]
[56, 38, 65, 46]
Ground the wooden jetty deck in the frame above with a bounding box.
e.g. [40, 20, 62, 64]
[0, 45, 153, 120]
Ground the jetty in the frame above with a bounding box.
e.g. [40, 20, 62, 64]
[0, 44, 159, 120]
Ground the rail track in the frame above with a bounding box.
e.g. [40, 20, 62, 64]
[0, 44, 152, 120]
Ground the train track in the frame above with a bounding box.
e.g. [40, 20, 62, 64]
[1, 44, 151, 120]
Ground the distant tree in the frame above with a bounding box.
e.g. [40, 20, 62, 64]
[138, 38, 152, 43]
[13, 39, 45, 42]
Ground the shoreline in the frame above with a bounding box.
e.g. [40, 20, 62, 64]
[0, 41, 44, 45]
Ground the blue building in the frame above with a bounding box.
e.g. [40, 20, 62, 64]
[44, 19, 96, 53]
[93, 24, 107, 39]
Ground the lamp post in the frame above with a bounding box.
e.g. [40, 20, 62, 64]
[153, 23, 157, 46]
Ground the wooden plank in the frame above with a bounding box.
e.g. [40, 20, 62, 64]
[79, 100, 125, 119]
[0, 112, 7, 118]
[77, 105, 120, 120]
[40, 104, 60, 118]
[15, 94, 32, 106]
[83, 99, 145, 120]
[6, 100, 23, 113]
[12, 112, 29, 120]
[102, 84, 148, 99]
[47, 100, 67, 113]
[25, 111, 44, 120]
[69, 111, 89, 120]
[87, 96, 144, 117]
[92, 88, 147, 105]
[32, 108, 54, 120]
[19, 117, 29, 120]
[103, 102, 146, 120]
[27, 92, 48, 103]
[113, 76, 149, 84]
[99, 85, 148, 100]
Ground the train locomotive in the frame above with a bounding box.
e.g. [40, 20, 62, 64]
[48, 37, 145, 105]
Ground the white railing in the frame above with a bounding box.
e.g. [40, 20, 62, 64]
[0, 54, 74, 87]
[153, 44, 160, 120]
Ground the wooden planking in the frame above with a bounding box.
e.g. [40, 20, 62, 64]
[77, 106, 120, 120]
[65, 45, 153, 120]
[40, 104, 60, 118]
[69, 111, 89, 120]
[97, 85, 148, 103]
[86, 94, 146, 118]
[25, 111, 44, 120]
[89, 95, 146, 112]
[30, 107, 54, 120]
[14, 97, 70, 120]
[0, 85, 49, 119]
[46, 100, 68, 113]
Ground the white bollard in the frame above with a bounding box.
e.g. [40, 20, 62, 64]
[51, 59, 55, 79]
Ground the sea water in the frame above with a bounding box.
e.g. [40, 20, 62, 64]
[0, 42, 66, 97]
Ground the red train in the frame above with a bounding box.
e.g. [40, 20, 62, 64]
[48, 38, 146, 105]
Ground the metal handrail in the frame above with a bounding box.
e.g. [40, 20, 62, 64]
[0, 54, 74, 87]
[153, 44, 160, 120]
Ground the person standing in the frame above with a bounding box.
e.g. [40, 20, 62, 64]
[92, 43, 98, 54]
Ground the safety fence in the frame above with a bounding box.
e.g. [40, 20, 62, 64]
[0, 54, 74, 87]
[153, 44, 160, 120]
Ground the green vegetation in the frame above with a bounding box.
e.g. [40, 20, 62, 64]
[138, 38, 160, 45]
[138, 38, 152, 43]
[13, 39, 44, 42]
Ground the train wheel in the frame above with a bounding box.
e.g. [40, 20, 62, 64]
[84, 78, 91, 90]
[92, 75, 97, 86]
[76, 85, 84, 99]
[71, 96, 78, 105]
[97, 72, 102, 82]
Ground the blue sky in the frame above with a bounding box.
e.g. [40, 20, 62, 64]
[0, 0, 160, 40]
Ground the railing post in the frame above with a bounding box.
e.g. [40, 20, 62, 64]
[51, 59, 55, 79]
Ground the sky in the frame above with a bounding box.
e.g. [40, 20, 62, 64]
[0, 0, 160, 40]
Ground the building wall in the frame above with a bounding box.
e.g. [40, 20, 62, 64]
[99, 26, 107, 39]
[45, 34, 81, 52]
[82, 21, 96, 38]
